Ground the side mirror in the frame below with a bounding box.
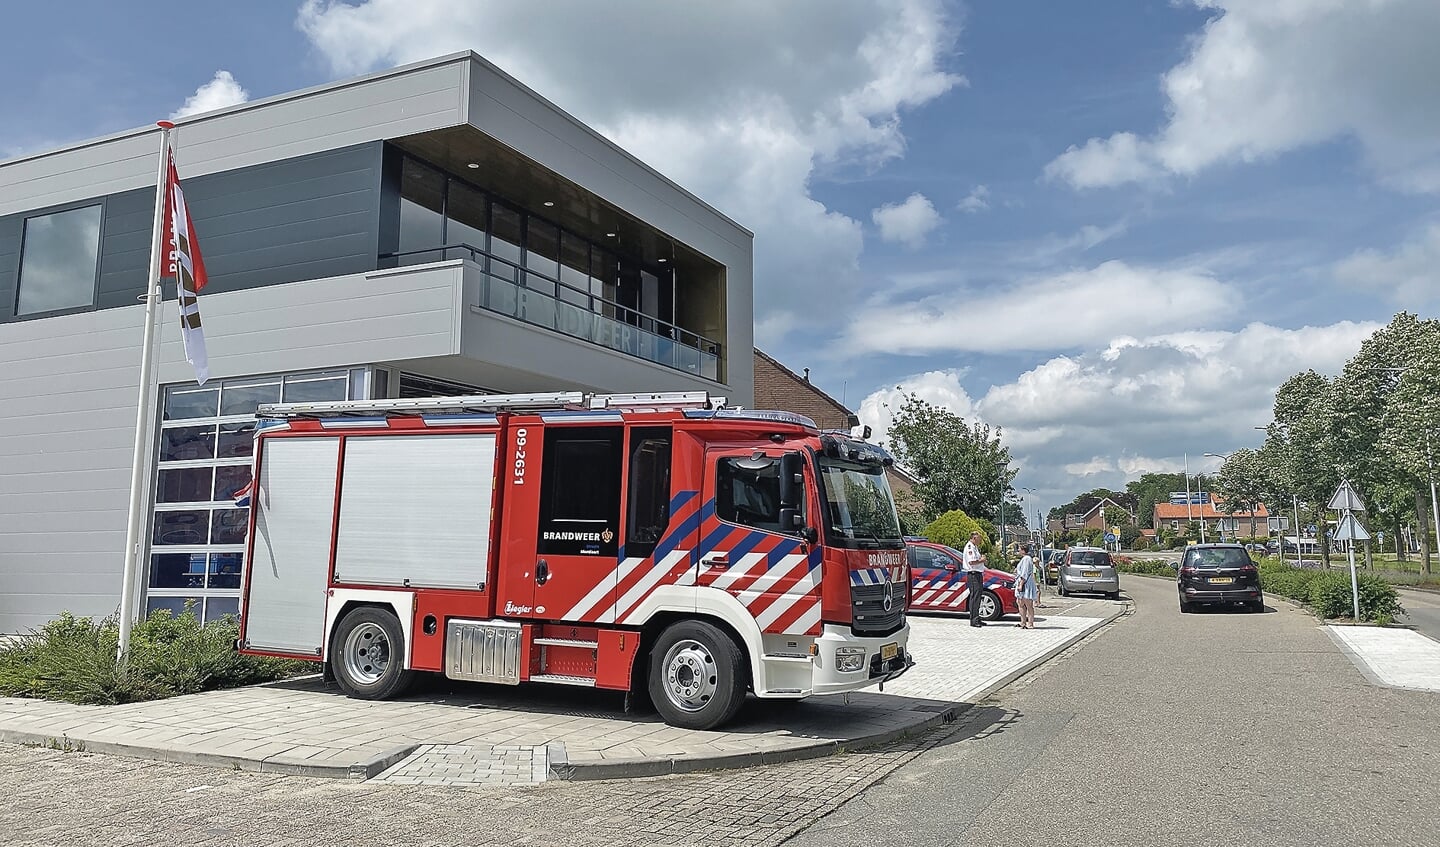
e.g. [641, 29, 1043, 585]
[778, 452, 804, 508]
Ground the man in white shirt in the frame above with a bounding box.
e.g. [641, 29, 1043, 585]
[963, 531, 987, 627]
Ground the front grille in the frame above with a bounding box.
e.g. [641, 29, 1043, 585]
[851, 581, 906, 636]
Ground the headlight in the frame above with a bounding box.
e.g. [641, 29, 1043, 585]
[835, 646, 866, 672]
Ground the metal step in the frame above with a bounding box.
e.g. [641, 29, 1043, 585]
[529, 673, 597, 687]
[533, 637, 599, 648]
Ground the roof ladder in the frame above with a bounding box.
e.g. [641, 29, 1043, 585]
[257, 390, 720, 419]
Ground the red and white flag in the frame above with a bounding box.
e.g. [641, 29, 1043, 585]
[161, 151, 209, 385]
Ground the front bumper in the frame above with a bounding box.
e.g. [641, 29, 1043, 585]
[809, 622, 913, 696]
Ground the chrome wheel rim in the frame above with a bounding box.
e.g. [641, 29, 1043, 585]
[342, 621, 391, 686]
[980, 593, 998, 619]
[662, 639, 718, 713]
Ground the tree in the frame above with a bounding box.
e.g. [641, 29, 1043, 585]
[1373, 315, 1440, 576]
[1125, 473, 1189, 529]
[885, 394, 1015, 524]
[1102, 505, 1130, 529]
[1214, 449, 1266, 539]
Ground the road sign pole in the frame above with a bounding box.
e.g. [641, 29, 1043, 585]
[1346, 514, 1361, 621]
[1329, 481, 1369, 621]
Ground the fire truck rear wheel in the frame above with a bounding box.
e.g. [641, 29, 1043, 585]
[648, 621, 746, 730]
[331, 607, 415, 700]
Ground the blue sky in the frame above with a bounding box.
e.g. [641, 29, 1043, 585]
[5, 1, 1439, 515]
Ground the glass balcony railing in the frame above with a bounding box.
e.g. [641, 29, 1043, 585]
[383, 246, 722, 381]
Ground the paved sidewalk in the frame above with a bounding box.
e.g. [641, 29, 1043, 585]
[0, 603, 1122, 786]
[1326, 625, 1440, 693]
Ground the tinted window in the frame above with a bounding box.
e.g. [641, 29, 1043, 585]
[398, 158, 445, 265]
[16, 204, 102, 315]
[538, 427, 622, 556]
[1068, 550, 1111, 566]
[625, 428, 672, 557]
[1189, 548, 1252, 569]
[913, 546, 957, 570]
[716, 456, 790, 533]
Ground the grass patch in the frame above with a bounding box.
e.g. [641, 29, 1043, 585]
[0, 609, 310, 705]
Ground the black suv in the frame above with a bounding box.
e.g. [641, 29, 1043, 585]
[1177, 543, 1263, 613]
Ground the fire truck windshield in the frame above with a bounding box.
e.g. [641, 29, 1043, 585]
[817, 458, 903, 548]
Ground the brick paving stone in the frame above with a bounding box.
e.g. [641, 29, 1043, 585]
[0, 605, 1120, 790]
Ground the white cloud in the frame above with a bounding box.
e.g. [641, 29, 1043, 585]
[171, 71, 249, 119]
[1046, 0, 1440, 191]
[843, 259, 1235, 355]
[858, 321, 1382, 509]
[1045, 132, 1162, 189]
[872, 192, 942, 248]
[296, 0, 964, 318]
[980, 320, 1381, 499]
[957, 184, 990, 213]
[1334, 223, 1440, 306]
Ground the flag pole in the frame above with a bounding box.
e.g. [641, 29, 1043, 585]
[117, 120, 175, 662]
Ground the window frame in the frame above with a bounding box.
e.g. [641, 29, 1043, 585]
[10, 198, 106, 321]
[714, 453, 797, 535]
[535, 425, 624, 557]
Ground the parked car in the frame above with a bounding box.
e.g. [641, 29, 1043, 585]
[1177, 543, 1263, 613]
[1058, 547, 1120, 599]
[905, 541, 1018, 622]
[1042, 549, 1063, 585]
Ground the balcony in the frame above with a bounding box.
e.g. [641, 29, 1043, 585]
[385, 244, 721, 381]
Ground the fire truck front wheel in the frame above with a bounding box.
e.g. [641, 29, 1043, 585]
[330, 606, 415, 700]
[648, 621, 747, 730]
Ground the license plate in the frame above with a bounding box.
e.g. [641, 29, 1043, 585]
[880, 642, 899, 661]
[1083, 571, 1101, 578]
[1211, 576, 1234, 584]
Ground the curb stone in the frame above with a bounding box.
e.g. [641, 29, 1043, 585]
[560, 703, 965, 781]
[0, 727, 421, 780]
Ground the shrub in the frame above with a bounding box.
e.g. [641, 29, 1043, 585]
[923, 510, 991, 553]
[1307, 572, 1404, 621]
[0, 609, 309, 706]
[1114, 558, 1175, 576]
[1257, 562, 1403, 622]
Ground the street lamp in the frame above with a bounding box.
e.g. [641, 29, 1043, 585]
[1204, 452, 1232, 542]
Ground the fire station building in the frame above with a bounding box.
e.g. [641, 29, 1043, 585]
[0, 52, 754, 632]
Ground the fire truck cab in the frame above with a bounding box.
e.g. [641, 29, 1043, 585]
[237, 391, 911, 729]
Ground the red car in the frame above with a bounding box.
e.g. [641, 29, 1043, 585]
[905, 541, 1019, 622]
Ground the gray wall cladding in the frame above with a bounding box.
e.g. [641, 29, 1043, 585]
[0, 142, 385, 318]
[0, 223, 18, 318]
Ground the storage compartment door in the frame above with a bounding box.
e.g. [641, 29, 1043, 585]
[244, 436, 340, 656]
[334, 433, 497, 590]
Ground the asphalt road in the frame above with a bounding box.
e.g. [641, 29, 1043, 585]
[787, 575, 1440, 847]
[1397, 587, 1440, 641]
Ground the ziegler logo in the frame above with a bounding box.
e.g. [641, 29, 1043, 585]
[867, 552, 904, 568]
[503, 601, 532, 615]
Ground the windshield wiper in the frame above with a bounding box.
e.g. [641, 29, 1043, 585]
[847, 527, 884, 548]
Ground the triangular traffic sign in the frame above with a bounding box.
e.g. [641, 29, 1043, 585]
[1333, 513, 1371, 542]
[1328, 480, 1366, 512]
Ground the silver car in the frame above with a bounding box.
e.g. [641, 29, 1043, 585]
[1058, 547, 1121, 599]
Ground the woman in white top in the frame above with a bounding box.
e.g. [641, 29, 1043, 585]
[1014, 544, 1039, 629]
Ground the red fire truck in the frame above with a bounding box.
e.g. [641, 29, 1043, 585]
[236, 391, 911, 729]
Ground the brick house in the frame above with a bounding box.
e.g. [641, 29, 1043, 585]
[752, 349, 924, 526]
[1153, 498, 1278, 539]
[1047, 496, 1137, 533]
